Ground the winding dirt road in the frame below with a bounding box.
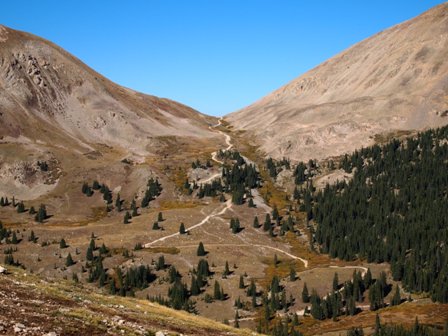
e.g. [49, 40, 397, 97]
[144, 118, 309, 268]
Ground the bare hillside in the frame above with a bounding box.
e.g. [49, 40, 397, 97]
[226, 3, 448, 161]
[0, 25, 216, 154]
[0, 25, 218, 199]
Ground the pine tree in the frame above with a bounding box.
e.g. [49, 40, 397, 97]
[302, 282, 310, 303]
[156, 255, 165, 270]
[347, 296, 356, 316]
[123, 211, 131, 224]
[66, 253, 75, 266]
[253, 216, 260, 228]
[190, 275, 200, 296]
[86, 246, 94, 261]
[11, 232, 18, 244]
[214, 280, 224, 300]
[391, 285, 401, 306]
[60, 238, 68, 249]
[99, 243, 108, 255]
[115, 193, 122, 211]
[333, 272, 339, 291]
[158, 212, 163, 222]
[231, 218, 241, 234]
[223, 261, 230, 277]
[289, 266, 296, 281]
[239, 274, 245, 289]
[17, 202, 25, 213]
[179, 223, 186, 234]
[248, 198, 255, 208]
[234, 310, 240, 328]
[247, 279, 256, 297]
[263, 214, 271, 231]
[35, 204, 47, 223]
[272, 205, 279, 220]
[28, 230, 36, 243]
[197, 242, 206, 256]
[89, 238, 96, 251]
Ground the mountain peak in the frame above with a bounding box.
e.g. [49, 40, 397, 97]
[226, 3, 448, 162]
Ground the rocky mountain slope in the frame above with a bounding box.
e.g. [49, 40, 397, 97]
[0, 25, 218, 200]
[226, 3, 448, 161]
[0, 24, 216, 154]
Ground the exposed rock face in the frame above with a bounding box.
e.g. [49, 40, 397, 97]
[226, 4, 448, 161]
[0, 25, 216, 155]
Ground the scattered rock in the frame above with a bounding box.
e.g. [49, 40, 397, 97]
[43, 332, 57, 336]
[155, 332, 166, 336]
[13, 322, 25, 333]
[0, 266, 6, 274]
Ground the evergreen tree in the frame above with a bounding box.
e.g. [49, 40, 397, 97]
[272, 205, 279, 220]
[156, 255, 165, 270]
[248, 198, 255, 208]
[29, 206, 36, 215]
[179, 223, 186, 234]
[17, 202, 25, 213]
[302, 283, 310, 303]
[66, 253, 75, 266]
[253, 216, 260, 228]
[152, 222, 160, 230]
[158, 212, 163, 221]
[60, 238, 68, 249]
[333, 272, 339, 291]
[289, 266, 296, 281]
[123, 211, 131, 224]
[223, 261, 230, 277]
[247, 279, 256, 297]
[86, 246, 94, 261]
[214, 280, 224, 300]
[190, 275, 200, 296]
[35, 204, 47, 223]
[234, 310, 240, 328]
[239, 274, 245, 289]
[263, 214, 271, 231]
[391, 285, 401, 306]
[11, 232, 18, 244]
[115, 193, 122, 211]
[28, 230, 36, 243]
[197, 242, 206, 256]
[99, 243, 108, 255]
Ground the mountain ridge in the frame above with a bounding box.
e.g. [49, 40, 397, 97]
[0, 24, 216, 155]
[226, 3, 448, 161]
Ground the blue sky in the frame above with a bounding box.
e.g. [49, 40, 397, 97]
[0, 1, 444, 116]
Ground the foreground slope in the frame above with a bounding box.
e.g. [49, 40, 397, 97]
[0, 266, 258, 336]
[226, 3, 448, 161]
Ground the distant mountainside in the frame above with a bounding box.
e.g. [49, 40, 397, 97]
[226, 3, 448, 161]
[0, 25, 216, 155]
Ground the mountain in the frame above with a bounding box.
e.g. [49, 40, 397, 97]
[0, 25, 217, 201]
[0, 24, 216, 154]
[226, 3, 448, 161]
